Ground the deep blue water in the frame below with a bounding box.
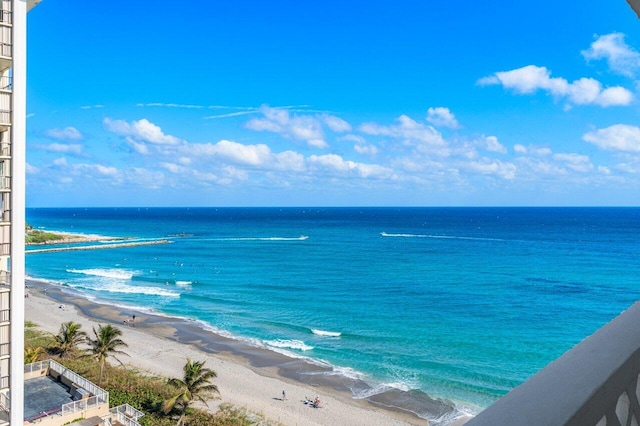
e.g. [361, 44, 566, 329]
[25, 207, 640, 416]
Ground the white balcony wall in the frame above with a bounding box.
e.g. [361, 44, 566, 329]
[0, 26, 9, 58]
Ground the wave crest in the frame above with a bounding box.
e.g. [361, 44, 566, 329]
[265, 339, 314, 351]
[67, 268, 135, 280]
[311, 328, 341, 337]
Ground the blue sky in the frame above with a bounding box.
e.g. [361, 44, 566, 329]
[26, 0, 640, 207]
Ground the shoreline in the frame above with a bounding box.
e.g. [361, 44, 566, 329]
[26, 279, 471, 425]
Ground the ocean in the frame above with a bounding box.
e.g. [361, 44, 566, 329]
[25, 207, 640, 423]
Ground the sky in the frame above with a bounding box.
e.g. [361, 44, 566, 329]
[25, 0, 640, 207]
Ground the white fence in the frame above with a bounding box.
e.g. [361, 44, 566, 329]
[24, 359, 109, 417]
[109, 404, 144, 426]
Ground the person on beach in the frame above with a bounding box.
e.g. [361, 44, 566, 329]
[282, 390, 286, 400]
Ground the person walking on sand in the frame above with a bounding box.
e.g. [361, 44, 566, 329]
[282, 390, 286, 400]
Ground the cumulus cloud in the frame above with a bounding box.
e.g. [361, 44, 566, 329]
[582, 33, 640, 77]
[583, 124, 640, 152]
[478, 65, 632, 107]
[308, 154, 395, 179]
[52, 157, 67, 167]
[426, 107, 459, 129]
[104, 118, 183, 145]
[513, 144, 552, 156]
[553, 153, 594, 172]
[246, 106, 330, 148]
[354, 144, 380, 155]
[46, 127, 82, 141]
[185, 140, 306, 171]
[462, 159, 517, 179]
[480, 135, 507, 154]
[322, 115, 352, 132]
[26, 163, 39, 174]
[33, 143, 83, 155]
[360, 115, 448, 155]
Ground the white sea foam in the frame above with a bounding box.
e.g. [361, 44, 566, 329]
[380, 232, 502, 242]
[212, 235, 309, 241]
[66, 268, 136, 280]
[311, 328, 341, 337]
[265, 339, 314, 351]
[352, 382, 411, 399]
[175, 281, 193, 287]
[67, 281, 180, 298]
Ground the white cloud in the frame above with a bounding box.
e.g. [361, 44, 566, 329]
[26, 163, 39, 174]
[80, 104, 104, 109]
[478, 65, 632, 107]
[308, 154, 395, 179]
[354, 144, 379, 155]
[513, 144, 553, 156]
[513, 144, 527, 154]
[360, 115, 448, 155]
[34, 143, 83, 155]
[137, 103, 204, 109]
[480, 135, 507, 154]
[104, 118, 183, 145]
[75, 163, 120, 179]
[583, 124, 640, 152]
[322, 115, 352, 132]
[161, 162, 183, 173]
[426, 107, 459, 129]
[46, 127, 82, 141]
[582, 33, 640, 77]
[462, 159, 517, 179]
[245, 106, 329, 148]
[185, 140, 306, 171]
[553, 153, 594, 172]
[52, 157, 67, 167]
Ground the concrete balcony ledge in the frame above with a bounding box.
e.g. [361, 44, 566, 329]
[467, 301, 640, 426]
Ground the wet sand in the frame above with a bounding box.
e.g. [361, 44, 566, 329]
[26, 279, 461, 425]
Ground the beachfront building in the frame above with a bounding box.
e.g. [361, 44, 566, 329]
[23, 359, 144, 426]
[0, 0, 41, 424]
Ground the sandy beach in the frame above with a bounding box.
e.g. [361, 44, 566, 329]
[25, 281, 435, 426]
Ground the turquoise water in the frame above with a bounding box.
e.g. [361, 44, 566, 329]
[25, 207, 640, 419]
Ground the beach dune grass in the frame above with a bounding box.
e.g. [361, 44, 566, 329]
[24, 322, 267, 426]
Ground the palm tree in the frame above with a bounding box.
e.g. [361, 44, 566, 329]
[163, 359, 220, 426]
[86, 324, 128, 385]
[54, 321, 87, 358]
[24, 346, 45, 364]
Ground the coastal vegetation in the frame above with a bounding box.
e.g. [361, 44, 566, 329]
[87, 323, 129, 385]
[54, 321, 87, 358]
[25, 223, 66, 244]
[24, 321, 270, 426]
[163, 359, 220, 426]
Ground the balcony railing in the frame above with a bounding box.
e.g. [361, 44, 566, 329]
[0, 377, 7, 390]
[467, 301, 640, 426]
[0, 177, 9, 191]
[0, 309, 8, 323]
[0, 209, 8, 223]
[0, 142, 9, 156]
[0, 244, 8, 256]
[0, 76, 9, 91]
[0, 343, 7, 357]
[0, 110, 8, 125]
[0, 44, 9, 58]
[0, 391, 7, 412]
[0, 271, 8, 287]
[110, 405, 144, 426]
[0, 10, 10, 25]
